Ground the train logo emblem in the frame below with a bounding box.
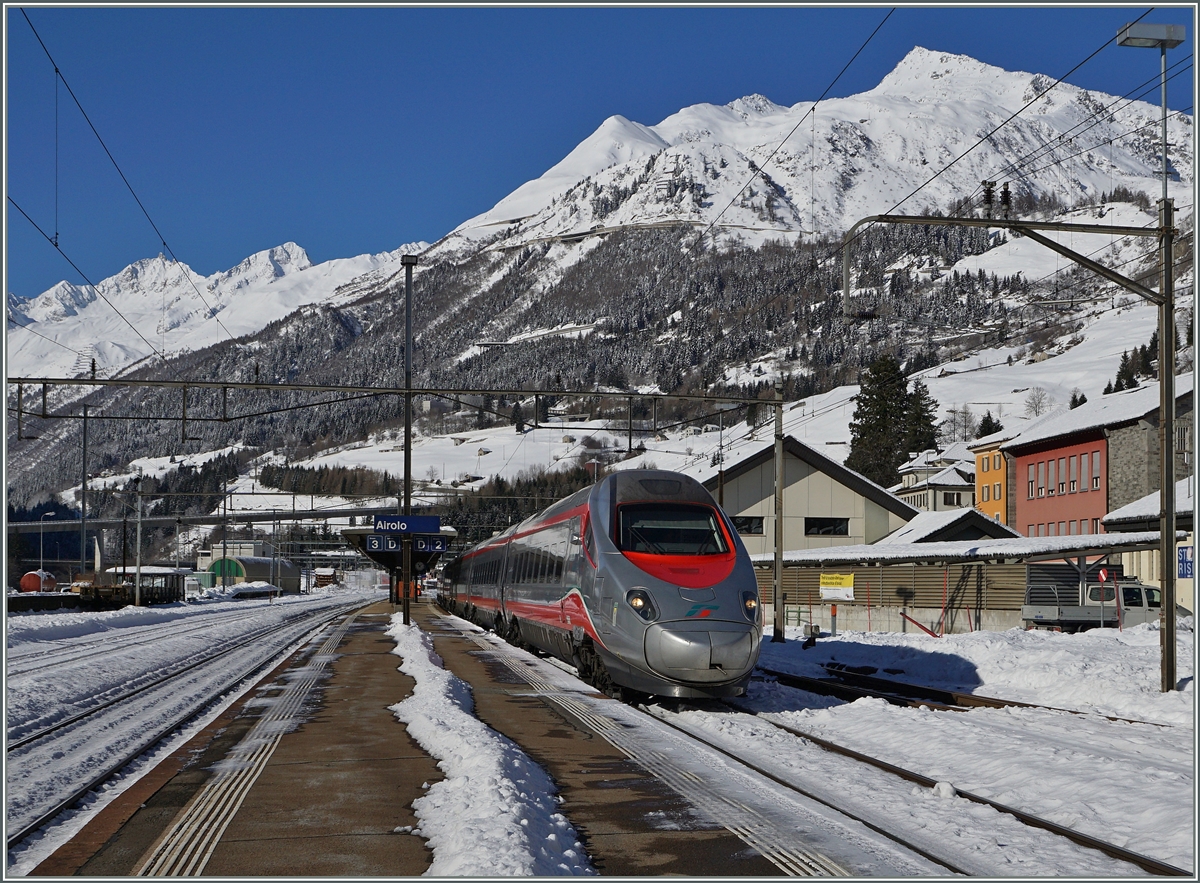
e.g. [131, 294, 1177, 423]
[684, 603, 719, 618]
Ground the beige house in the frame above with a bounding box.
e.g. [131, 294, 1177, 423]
[704, 436, 917, 555]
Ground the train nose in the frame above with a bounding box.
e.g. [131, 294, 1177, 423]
[644, 620, 758, 683]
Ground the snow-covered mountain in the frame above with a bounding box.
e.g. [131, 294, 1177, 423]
[6, 241, 429, 378]
[439, 46, 1191, 257]
[6, 46, 1192, 385]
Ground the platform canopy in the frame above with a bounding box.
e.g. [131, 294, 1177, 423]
[749, 531, 1179, 568]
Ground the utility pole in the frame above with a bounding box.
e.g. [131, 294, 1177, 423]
[79, 404, 88, 580]
[401, 253, 418, 626]
[843, 203, 1178, 689]
[1117, 19, 1184, 693]
[134, 477, 143, 606]
[773, 381, 785, 642]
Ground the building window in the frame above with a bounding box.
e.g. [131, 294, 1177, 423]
[805, 517, 849, 536]
[993, 453, 1002, 470]
[1027, 524, 1035, 536]
[1047, 459, 1056, 496]
[1092, 518, 1100, 533]
[1038, 461, 1045, 497]
[731, 516, 764, 535]
[1093, 451, 1101, 489]
[982, 485, 990, 502]
[1080, 519, 1090, 535]
[1028, 480, 1036, 497]
[1048, 522, 1056, 537]
[944, 492, 961, 506]
[1058, 521, 1065, 535]
[993, 482, 1001, 499]
[1080, 451, 1089, 493]
[1038, 524, 1046, 537]
[982, 457, 990, 473]
[1069, 520, 1076, 535]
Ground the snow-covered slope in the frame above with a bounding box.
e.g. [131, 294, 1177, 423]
[440, 46, 1192, 256]
[6, 241, 429, 379]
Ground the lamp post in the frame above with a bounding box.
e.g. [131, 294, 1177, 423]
[401, 253, 418, 626]
[1117, 21, 1185, 692]
[39, 513, 54, 589]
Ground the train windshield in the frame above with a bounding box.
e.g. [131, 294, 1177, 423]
[617, 504, 729, 555]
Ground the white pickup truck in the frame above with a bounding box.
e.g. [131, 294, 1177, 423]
[1021, 581, 1163, 632]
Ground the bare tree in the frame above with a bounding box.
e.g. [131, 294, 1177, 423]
[1024, 387, 1053, 417]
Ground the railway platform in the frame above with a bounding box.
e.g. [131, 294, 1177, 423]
[31, 597, 780, 877]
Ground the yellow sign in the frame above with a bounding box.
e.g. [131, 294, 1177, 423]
[819, 573, 854, 589]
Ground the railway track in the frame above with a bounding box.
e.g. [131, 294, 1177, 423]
[7, 609, 321, 749]
[762, 663, 1170, 727]
[448, 620, 1189, 876]
[708, 702, 1189, 877]
[5, 600, 370, 851]
[6, 605, 279, 678]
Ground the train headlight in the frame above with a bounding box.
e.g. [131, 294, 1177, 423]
[626, 589, 658, 622]
[742, 591, 760, 623]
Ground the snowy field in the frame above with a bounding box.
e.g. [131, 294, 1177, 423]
[7, 594, 1193, 876]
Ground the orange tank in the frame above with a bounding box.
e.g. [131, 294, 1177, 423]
[19, 571, 56, 593]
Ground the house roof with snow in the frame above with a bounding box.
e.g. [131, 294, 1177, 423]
[897, 463, 974, 493]
[878, 508, 1020, 544]
[749, 530, 1174, 568]
[1103, 476, 1196, 531]
[1000, 372, 1193, 453]
[898, 441, 974, 475]
[703, 435, 918, 521]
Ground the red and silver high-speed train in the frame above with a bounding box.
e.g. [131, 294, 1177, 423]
[438, 470, 762, 699]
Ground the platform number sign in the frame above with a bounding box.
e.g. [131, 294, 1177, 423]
[1179, 546, 1194, 580]
[365, 535, 447, 553]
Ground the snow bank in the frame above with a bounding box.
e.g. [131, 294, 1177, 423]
[760, 619, 1194, 726]
[385, 618, 594, 876]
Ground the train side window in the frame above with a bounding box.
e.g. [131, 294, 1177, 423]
[583, 520, 597, 566]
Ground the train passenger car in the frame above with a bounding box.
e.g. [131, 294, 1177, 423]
[439, 470, 762, 699]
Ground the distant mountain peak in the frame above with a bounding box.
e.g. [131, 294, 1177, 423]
[726, 94, 784, 118]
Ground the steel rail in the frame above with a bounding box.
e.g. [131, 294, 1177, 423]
[815, 664, 1173, 727]
[5, 606, 274, 677]
[760, 665, 1172, 728]
[737, 708, 1189, 877]
[642, 705, 968, 875]
[4, 602, 368, 850]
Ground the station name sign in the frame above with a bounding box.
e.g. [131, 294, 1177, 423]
[373, 515, 441, 534]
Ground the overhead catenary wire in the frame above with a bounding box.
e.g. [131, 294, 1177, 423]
[19, 9, 242, 352]
[5, 314, 88, 360]
[962, 60, 1194, 206]
[690, 7, 896, 253]
[8, 195, 178, 372]
[826, 7, 1161, 286]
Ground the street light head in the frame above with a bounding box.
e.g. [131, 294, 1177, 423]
[1117, 22, 1185, 48]
[401, 254, 419, 266]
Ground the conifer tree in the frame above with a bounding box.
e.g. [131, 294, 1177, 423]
[976, 410, 1003, 437]
[905, 379, 940, 453]
[846, 355, 936, 488]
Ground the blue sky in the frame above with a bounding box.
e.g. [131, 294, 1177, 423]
[5, 5, 1194, 301]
